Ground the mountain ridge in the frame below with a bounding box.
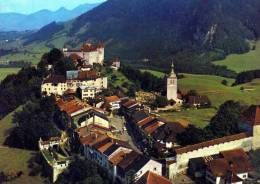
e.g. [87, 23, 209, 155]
[0, 3, 100, 31]
[23, 0, 260, 75]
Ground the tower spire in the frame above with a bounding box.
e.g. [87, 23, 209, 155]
[169, 61, 176, 78]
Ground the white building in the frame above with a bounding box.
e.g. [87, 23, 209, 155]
[63, 43, 104, 66]
[80, 86, 97, 100]
[166, 63, 178, 101]
[105, 96, 121, 111]
[41, 71, 107, 97]
[41, 75, 67, 96]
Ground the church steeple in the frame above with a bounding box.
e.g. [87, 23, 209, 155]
[169, 62, 176, 78]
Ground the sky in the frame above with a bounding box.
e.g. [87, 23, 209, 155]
[0, 0, 106, 14]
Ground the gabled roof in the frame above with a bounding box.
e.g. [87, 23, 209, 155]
[135, 171, 172, 184]
[56, 99, 89, 116]
[132, 111, 150, 124]
[109, 150, 133, 166]
[78, 70, 98, 80]
[43, 75, 66, 84]
[242, 105, 260, 126]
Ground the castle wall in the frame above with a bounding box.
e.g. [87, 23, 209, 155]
[168, 136, 253, 180]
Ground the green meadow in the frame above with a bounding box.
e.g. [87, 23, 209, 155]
[213, 41, 260, 73]
[0, 68, 21, 80]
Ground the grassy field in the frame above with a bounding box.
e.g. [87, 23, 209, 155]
[141, 69, 165, 78]
[107, 70, 133, 92]
[143, 69, 260, 127]
[159, 108, 217, 128]
[0, 108, 44, 184]
[213, 41, 260, 72]
[0, 68, 21, 81]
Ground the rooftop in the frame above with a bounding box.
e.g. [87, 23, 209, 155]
[56, 99, 90, 116]
[135, 171, 172, 184]
[105, 95, 120, 103]
[42, 75, 66, 84]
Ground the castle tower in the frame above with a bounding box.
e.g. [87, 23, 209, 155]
[167, 63, 177, 101]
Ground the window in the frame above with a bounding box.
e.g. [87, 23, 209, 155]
[154, 167, 157, 171]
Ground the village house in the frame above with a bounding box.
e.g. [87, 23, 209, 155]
[41, 75, 67, 96]
[79, 132, 163, 183]
[39, 137, 72, 183]
[205, 149, 253, 184]
[56, 98, 92, 127]
[63, 42, 104, 66]
[104, 95, 121, 111]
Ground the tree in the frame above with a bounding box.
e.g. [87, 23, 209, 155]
[208, 100, 242, 137]
[221, 79, 228, 86]
[153, 95, 168, 108]
[5, 97, 60, 150]
[57, 157, 110, 184]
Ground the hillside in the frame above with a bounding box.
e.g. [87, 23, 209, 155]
[0, 3, 100, 31]
[213, 40, 260, 72]
[22, 0, 260, 74]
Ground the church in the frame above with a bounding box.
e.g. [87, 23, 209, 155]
[166, 63, 182, 104]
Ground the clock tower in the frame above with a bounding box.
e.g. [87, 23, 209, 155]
[167, 63, 177, 101]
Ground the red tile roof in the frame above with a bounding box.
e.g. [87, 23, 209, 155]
[69, 53, 82, 61]
[105, 96, 120, 103]
[144, 121, 164, 134]
[122, 100, 138, 108]
[109, 150, 132, 166]
[175, 133, 249, 154]
[56, 99, 88, 116]
[135, 171, 172, 184]
[43, 75, 66, 84]
[78, 70, 98, 80]
[137, 116, 155, 127]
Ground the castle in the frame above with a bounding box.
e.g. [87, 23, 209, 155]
[63, 42, 104, 65]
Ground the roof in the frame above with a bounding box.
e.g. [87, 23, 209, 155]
[220, 149, 253, 174]
[188, 95, 210, 105]
[144, 121, 164, 135]
[42, 75, 66, 84]
[109, 150, 132, 166]
[152, 122, 185, 142]
[105, 96, 120, 103]
[118, 151, 140, 170]
[121, 100, 139, 109]
[56, 99, 89, 116]
[80, 133, 108, 146]
[69, 53, 82, 61]
[132, 111, 150, 123]
[137, 116, 155, 127]
[175, 133, 249, 154]
[135, 171, 172, 184]
[81, 42, 104, 52]
[207, 158, 230, 177]
[78, 70, 98, 80]
[242, 105, 260, 126]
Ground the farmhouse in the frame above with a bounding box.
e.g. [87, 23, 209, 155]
[63, 42, 104, 66]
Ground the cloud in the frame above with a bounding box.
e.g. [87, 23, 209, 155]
[0, 0, 105, 14]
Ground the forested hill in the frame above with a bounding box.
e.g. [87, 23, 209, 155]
[24, 0, 260, 74]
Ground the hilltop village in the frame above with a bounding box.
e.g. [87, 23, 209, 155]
[34, 42, 260, 184]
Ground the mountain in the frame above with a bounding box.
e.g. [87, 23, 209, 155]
[0, 3, 100, 31]
[24, 0, 260, 75]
